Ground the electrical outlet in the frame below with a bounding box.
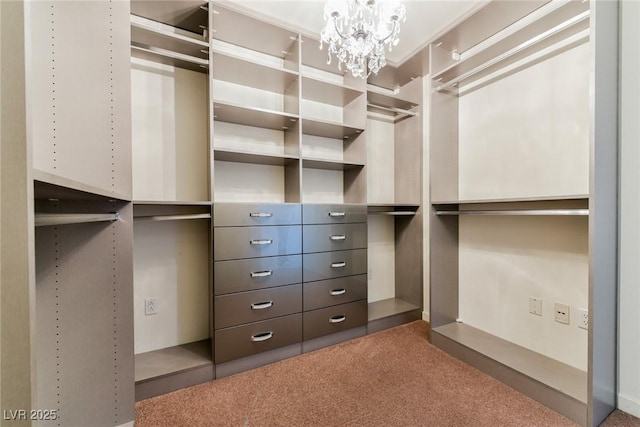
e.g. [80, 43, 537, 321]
[528, 297, 542, 316]
[145, 298, 158, 315]
[554, 303, 570, 324]
[577, 308, 588, 330]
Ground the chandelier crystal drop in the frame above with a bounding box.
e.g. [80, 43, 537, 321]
[320, 0, 406, 78]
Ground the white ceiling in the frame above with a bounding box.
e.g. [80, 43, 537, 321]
[221, 0, 486, 65]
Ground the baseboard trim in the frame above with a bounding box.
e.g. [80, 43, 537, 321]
[422, 311, 430, 322]
[618, 393, 640, 418]
[116, 421, 134, 427]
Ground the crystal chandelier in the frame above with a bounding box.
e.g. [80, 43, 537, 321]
[320, 0, 406, 78]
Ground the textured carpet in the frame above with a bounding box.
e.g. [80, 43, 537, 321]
[135, 320, 624, 426]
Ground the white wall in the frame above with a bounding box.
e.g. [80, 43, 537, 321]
[457, 44, 590, 370]
[618, 1, 640, 417]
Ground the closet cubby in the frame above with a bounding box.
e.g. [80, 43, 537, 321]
[365, 76, 424, 329]
[130, 0, 214, 400]
[428, 1, 617, 426]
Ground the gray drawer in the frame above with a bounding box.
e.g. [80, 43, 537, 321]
[303, 275, 367, 311]
[303, 300, 368, 341]
[214, 255, 302, 295]
[214, 203, 301, 227]
[303, 223, 367, 254]
[214, 225, 301, 261]
[214, 314, 302, 363]
[214, 284, 302, 329]
[302, 204, 367, 224]
[303, 249, 367, 282]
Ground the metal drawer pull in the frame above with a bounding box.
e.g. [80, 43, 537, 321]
[328, 212, 346, 217]
[250, 270, 273, 278]
[249, 212, 273, 218]
[250, 239, 273, 245]
[329, 315, 346, 324]
[330, 235, 346, 241]
[251, 301, 274, 310]
[331, 262, 346, 268]
[250, 331, 273, 342]
[330, 289, 346, 296]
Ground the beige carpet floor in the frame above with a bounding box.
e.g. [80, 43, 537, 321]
[136, 321, 640, 426]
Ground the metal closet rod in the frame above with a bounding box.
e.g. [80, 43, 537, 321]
[366, 103, 416, 118]
[436, 209, 589, 216]
[35, 213, 119, 227]
[436, 9, 590, 93]
[134, 213, 211, 222]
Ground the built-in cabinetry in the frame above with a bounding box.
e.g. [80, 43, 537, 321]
[128, 0, 424, 399]
[428, 1, 617, 426]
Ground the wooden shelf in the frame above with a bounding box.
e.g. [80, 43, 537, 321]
[33, 169, 130, 202]
[131, 15, 208, 59]
[135, 340, 212, 383]
[366, 87, 418, 111]
[368, 298, 421, 322]
[131, 44, 208, 73]
[432, 322, 587, 403]
[215, 148, 299, 166]
[130, 0, 208, 35]
[133, 202, 211, 219]
[213, 100, 299, 130]
[301, 118, 364, 140]
[211, 4, 298, 59]
[301, 75, 363, 107]
[302, 157, 364, 171]
[212, 49, 298, 93]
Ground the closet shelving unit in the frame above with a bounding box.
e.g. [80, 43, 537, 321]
[428, 0, 617, 425]
[364, 74, 424, 330]
[130, 0, 214, 400]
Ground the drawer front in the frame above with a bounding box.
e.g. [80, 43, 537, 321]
[214, 255, 302, 295]
[214, 314, 302, 363]
[303, 275, 367, 311]
[303, 249, 367, 282]
[214, 225, 301, 261]
[302, 223, 367, 254]
[214, 203, 301, 227]
[303, 301, 368, 341]
[214, 284, 302, 329]
[302, 204, 367, 224]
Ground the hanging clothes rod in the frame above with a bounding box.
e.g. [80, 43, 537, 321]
[436, 10, 590, 92]
[436, 209, 588, 216]
[134, 213, 211, 222]
[35, 213, 119, 227]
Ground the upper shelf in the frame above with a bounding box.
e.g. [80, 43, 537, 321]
[33, 169, 130, 202]
[213, 100, 299, 131]
[432, 195, 589, 216]
[130, 0, 208, 35]
[301, 75, 364, 107]
[301, 118, 364, 140]
[431, 0, 590, 91]
[212, 49, 298, 93]
[211, 3, 298, 60]
[131, 15, 208, 60]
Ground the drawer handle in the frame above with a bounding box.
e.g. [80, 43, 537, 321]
[250, 239, 273, 246]
[328, 212, 346, 217]
[250, 270, 273, 278]
[330, 235, 346, 241]
[249, 212, 273, 218]
[330, 288, 346, 296]
[250, 331, 273, 342]
[329, 315, 346, 324]
[251, 301, 274, 310]
[331, 262, 346, 268]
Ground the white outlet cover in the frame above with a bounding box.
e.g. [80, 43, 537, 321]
[145, 298, 158, 316]
[577, 308, 588, 330]
[528, 297, 542, 316]
[554, 302, 570, 324]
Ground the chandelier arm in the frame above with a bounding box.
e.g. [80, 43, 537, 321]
[332, 16, 349, 40]
[375, 20, 398, 43]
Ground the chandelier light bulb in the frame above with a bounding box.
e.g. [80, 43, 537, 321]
[320, 0, 406, 78]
